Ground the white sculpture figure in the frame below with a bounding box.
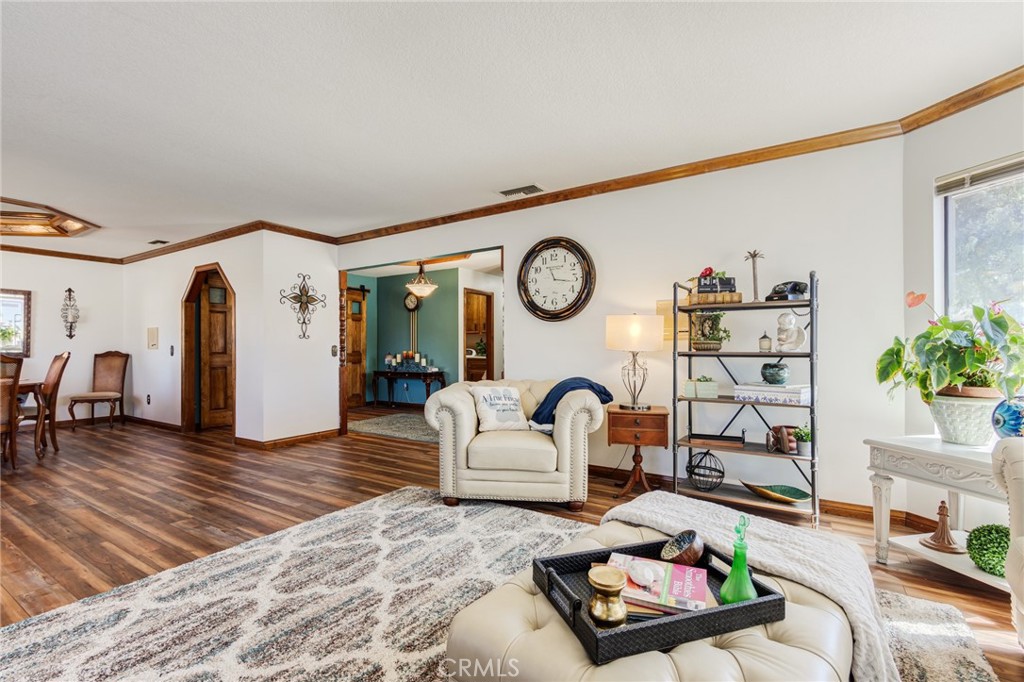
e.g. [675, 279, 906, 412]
[776, 312, 807, 352]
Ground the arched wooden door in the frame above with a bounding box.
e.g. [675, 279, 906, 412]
[181, 263, 235, 433]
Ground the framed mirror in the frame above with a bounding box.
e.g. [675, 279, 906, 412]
[0, 289, 31, 357]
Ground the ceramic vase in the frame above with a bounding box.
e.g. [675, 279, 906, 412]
[760, 362, 789, 385]
[992, 396, 1024, 438]
[796, 440, 812, 457]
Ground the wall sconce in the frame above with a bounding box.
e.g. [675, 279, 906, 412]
[61, 287, 80, 339]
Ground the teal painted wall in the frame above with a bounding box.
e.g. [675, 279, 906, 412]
[376, 268, 459, 404]
[347, 274, 378, 402]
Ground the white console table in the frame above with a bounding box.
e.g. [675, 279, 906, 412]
[865, 435, 1009, 592]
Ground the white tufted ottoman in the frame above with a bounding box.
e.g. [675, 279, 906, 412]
[446, 521, 853, 681]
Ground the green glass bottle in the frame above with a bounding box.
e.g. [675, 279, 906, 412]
[720, 515, 757, 604]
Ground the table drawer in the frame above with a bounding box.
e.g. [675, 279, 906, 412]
[608, 427, 668, 447]
[608, 413, 666, 431]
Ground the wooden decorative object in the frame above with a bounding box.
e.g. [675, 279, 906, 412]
[279, 273, 327, 339]
[920, 500, 967, 554]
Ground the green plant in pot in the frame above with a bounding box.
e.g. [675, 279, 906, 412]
[792, 424, 812, 456]
[876, 292, 1024, 445]
[693, 311, 731, 352]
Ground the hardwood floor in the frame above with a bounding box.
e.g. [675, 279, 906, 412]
[2, 408, 1021, 679]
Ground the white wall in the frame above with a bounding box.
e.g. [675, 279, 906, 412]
[0, 252, 124, 421]
[338, 138, 907, 506]
[458, 266, 505, 380]
[260, 231, 340, 441]
[122, 232, 266, 439]
[902, 90, 1024, 526]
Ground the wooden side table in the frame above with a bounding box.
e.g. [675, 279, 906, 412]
[607, 405, 669, 498]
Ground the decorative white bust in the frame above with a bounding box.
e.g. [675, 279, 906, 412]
[776, 312, 807, 352]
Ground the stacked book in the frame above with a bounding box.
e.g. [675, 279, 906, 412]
[733, 383, 811, 406]
[606, 552, 708, 618]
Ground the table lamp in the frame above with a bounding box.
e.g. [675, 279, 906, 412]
[606, 314, 664, 411]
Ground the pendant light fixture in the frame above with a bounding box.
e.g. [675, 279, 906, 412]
[405, 261, 438, 298]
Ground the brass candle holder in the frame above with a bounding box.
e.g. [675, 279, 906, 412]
[587, 566, 628, 628]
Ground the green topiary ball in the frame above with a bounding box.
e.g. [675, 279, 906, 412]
[966, 524, 1010, 577]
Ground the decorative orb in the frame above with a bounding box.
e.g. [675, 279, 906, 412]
[992, 397, 1024, 438]
[686, 450, 724, 491]
[967, 524, 1010, 577]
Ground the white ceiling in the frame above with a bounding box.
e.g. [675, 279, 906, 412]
[1, 2, 1022, 258]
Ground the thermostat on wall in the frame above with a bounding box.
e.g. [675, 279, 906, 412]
[147, 327, 159, 349]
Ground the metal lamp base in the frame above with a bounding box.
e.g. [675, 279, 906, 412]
[619, 403, 652, 411]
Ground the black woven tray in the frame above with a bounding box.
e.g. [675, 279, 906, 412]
[533, 539, 785, 665]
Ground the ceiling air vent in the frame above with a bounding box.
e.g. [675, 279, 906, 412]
[498, 184, 544, 198]
[147, 239, 170, 245]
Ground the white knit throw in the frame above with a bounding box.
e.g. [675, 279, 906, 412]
[602, 491, 900, 682]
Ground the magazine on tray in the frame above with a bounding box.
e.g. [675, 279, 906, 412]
[607, 552, 708, 614]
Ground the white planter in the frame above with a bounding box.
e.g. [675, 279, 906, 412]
[796, 441, 811, 457]
[683, 381, 718, 399]
[928, 395, 1001, 446]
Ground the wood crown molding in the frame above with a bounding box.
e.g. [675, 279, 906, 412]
[340, 65, 1023, 244]
[1, 66, 1020, 261]
[0, 220, 335, 265]
[0, 244, 122, 264]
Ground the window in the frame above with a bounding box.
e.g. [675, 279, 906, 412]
[941, 157, 1024, 321]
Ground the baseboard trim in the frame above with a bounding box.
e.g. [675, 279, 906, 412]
[234, 429, 341, 450]
[587, 464, 938, 531]
[125, 416, 182, 432]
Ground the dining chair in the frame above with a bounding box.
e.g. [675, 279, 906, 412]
[1, 354, 25, 469]
[67, 351, 129, 430]
[20, 352, 71, 452]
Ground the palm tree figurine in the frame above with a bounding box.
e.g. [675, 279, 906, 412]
[745, 250, 765, 301]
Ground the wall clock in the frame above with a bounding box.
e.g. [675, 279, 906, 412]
[403, 292, 421, 312]
[517, 236, 596, 321]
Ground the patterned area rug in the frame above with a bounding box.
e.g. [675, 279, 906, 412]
[0, 487, 586, 681]
[877, 589, 998, 682]
[0, 487, 999, 682]
[348, 413, 439, 443]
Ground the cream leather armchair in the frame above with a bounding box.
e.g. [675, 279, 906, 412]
[993, 437, 1024, 649]
[424, 380, 604, 511]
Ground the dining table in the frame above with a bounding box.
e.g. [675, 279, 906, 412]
[16, 380, 47, 459]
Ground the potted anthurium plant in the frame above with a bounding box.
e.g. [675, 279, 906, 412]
[876, 292, 1024, 445]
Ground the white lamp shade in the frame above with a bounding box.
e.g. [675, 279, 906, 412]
[605, 314, 664, 352]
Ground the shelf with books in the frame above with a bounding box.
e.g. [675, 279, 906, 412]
[671, 271, 819, 527]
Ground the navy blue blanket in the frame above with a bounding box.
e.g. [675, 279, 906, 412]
[529, 377, 613, 429]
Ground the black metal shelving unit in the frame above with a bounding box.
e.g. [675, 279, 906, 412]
[671, 272, 820, 527]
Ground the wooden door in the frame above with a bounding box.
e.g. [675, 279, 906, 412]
[200, 273, 233, 428]
[181, 263, 235, 434]
[463, 289, 494, 381]
[345, 287, 367, 408]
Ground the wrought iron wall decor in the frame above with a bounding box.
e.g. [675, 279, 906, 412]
[61, 287, 80, 339]
[280, 273, 327, 339]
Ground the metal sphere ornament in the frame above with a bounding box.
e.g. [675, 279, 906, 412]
[686, 450, 725, 491]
